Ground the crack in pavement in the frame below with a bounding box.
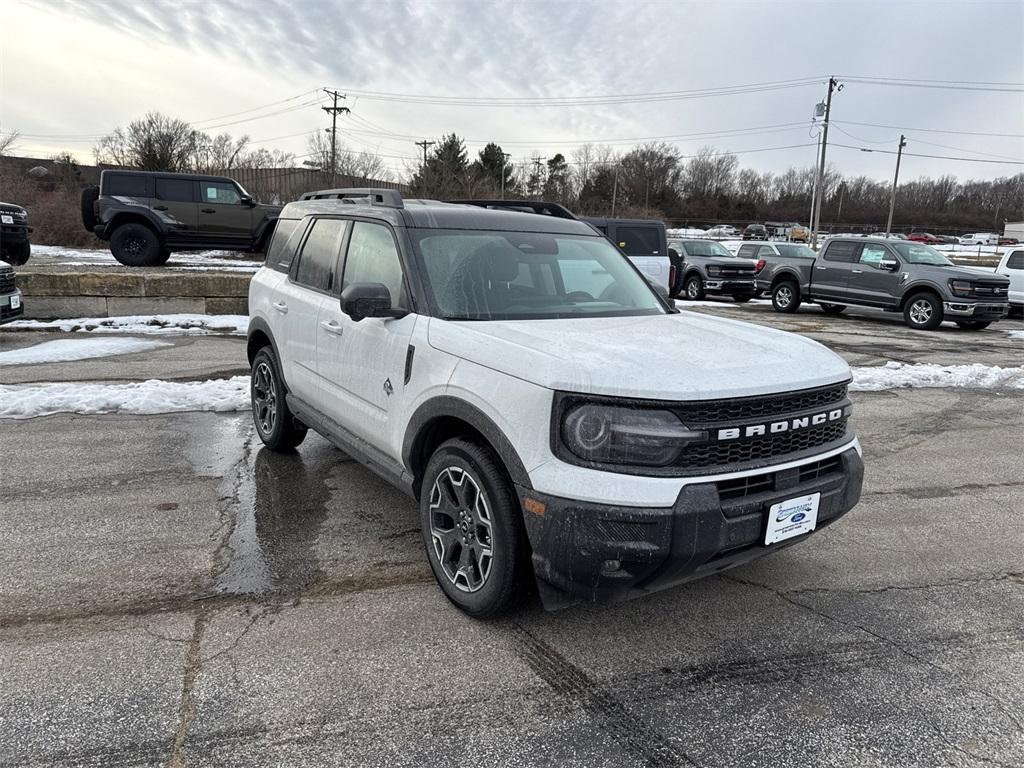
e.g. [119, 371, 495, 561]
[862, 480, 1024, 500]
[168, 611, 207, 768]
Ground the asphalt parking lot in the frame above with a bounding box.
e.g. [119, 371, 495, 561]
[1, 303, 1022, 767]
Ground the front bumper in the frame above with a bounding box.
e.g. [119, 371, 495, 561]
[0, 289, 24, 323]
[705, 278, 756, 295]
[943, 301, 1009, 319]
[518, 446, 863, 609]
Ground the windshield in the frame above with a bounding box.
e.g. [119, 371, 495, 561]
[890, 242, 953, 265]
[673, 240, 734, 258]
[413, 230, 666, 321]
[775, 244, 816, 259]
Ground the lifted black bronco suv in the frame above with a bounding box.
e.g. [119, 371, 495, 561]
[81, 170, 281, 266]
[0, 202, 31, 266]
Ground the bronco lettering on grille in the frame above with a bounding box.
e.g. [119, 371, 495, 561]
[716, 408, 845, 441]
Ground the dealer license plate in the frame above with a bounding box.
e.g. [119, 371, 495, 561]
[10, 295, 21, 310]
[765, 493, 820, 545]
[1, 215, 12, 224]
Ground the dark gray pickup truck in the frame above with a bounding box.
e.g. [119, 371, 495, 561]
[668, 238, 758, 301]
[758, 236, 1010, 330]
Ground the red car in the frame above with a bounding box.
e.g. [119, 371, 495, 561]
[998, 237, 1019, 246]
[907, 232, 941, 244]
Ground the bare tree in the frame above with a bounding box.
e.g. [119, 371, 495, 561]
[0, 128, 19, 156]
[305, 132, 391, 182]
[681, 146, 738, 201]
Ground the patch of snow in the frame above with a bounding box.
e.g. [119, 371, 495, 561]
[3, 314, 249, 336]
[29, 244, 261, 272]
[674, 299, 769, 309]
[0, 376, 250, 419]
[1006, 330, 1024, 340]
[0, 337, 171, 366]
[850, 362, 1024, 391]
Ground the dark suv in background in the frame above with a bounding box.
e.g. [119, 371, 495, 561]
[668, 238, 757, 301]
[0, 202, 31, 265]
[743, 223, 768, 241]
[82, 170, 281, 266]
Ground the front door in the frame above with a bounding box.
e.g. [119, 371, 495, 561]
[848, 242, 902, 307]
[813, 240, 860, 299]
[153, 177, 198, 240]
[1005, 249, 1024, 304]
[317, 220, 417, 454]
[197, 180, 254, 242]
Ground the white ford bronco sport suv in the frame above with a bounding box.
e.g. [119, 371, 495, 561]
[247, 188, 864, 617]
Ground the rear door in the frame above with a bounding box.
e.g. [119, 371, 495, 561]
[1003, 249, 1024, 304]
[317, 220, 417, 453]
[813, 240, 860, 299]
[848, 242, 902, 307]
[197, 179, 253, 242]
[612, 223, 670, 290]
[153, 177, 198, 240]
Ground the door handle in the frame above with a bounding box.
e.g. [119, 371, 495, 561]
[201, 208, 216, 214]
[851, 269, 863, 274]
[272, 301, 288, 314]
[815, 266, 827, 270]
[320, 320, 344, 336]
[154, 205, 168, 211]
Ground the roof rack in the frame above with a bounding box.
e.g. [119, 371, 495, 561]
[449, 200, 578, 220]
[298, 188, 404, 209]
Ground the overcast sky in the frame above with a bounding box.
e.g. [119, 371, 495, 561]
[3, 0, 1022, 183]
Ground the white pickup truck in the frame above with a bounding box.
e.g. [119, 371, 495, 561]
[996, 245, 1024, 311]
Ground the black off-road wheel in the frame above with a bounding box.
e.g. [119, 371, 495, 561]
[5, 241, 30, 266]
[80, 186, 99, 232]
[250, 347, 307, 451]
[772, 280, 801, 313]
[684, 274, 706, 301]
[819, 303, 846, 315]
[110, 223, 162, 267]
[903, 292, 944, 330]
[956, 320, 991, 331]
[420, 438, 529, 618]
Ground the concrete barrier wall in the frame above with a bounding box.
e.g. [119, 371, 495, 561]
[18, 271, 252, 318]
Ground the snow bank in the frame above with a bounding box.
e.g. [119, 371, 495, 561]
[4, 314, 249, 336]
[0, 376, 250, 419]
[30, 244, 261, 272]
[0, 337, 170, 366]
[850, 362, 1024, 391]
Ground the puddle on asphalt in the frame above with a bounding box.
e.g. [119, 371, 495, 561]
[213, 440, 332, 597]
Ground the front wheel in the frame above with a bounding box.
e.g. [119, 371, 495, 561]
[420, 438, 529, 618]
[250, 347, 307, 451]
[771, 281, 801, 313]
[819, 303, 845, 315]
[956, 320, 991, 331]
[685, 275, 705, 301]
[904, 292, 944, 330]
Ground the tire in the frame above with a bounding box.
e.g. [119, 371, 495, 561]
[903, 292, 944, 330]
[110, 223, 163, 267]
[956, 320, 991, 331]
[684, 274, 705, 301]
[5, 241, 30, 266]
[250, 347, 307, 451]
[420, 438, 528, 618]
[732, 295, 752, 303]
[155, 248, 172, 266]
[80, 186, 99, 232]
[819, 303, 845, 315]
[771, 280, 801, 313]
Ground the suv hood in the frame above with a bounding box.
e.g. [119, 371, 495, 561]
[0, 202, 26, 215]
[705, 257, 757, 270]
[428, 311, 850, 400]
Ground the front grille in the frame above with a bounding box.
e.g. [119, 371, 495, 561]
[0, 271, 15, 294]
[718, 267, 755, 277]
[674, 383, 848, 423]
[678, 421, 848, 469]
[717, 472, 775, 501]
[973, 284, 1008, 298]
[798, 455, 843, 483]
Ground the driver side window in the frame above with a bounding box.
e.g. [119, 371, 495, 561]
[201, 182, 241, 205]
[859, 245, 890, 268]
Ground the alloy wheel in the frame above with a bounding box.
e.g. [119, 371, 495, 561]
[909, 299, 932, 325]
[252, 361, 278, 435]
[429, 466, 494, 593]
[776, 286, 792, 308]
[687, 280, 700, 299]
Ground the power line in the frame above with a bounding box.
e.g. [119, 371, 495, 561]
[839, 76, 1023, 93]
[837, 74, 1024, 87]
[188, 89, 319, 128]
[833, 120, 1024, 139]
[832, 143, 1024, 165]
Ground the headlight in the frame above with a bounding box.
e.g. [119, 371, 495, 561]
[706, 265, 722, 277]
[562, 404, 705, 466]
[949, 280, 974, 298]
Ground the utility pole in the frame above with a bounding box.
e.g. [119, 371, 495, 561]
[836, 181, 846, 222]
[611, 163, 620, 217]
[811, 77, 840, 248]
[321, 89, 350, 185]
[500, 152, 511, 200]
[884, 135, 907, 236]
[531, 157, 546, 200]
[415, 140, 436, 196]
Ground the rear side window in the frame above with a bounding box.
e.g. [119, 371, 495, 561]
[1007, 251, 1024, 269]
[757, 245, 776, 258]
[265, 219, 300, 273]
[823, 241, 860, 263]
[294, 218, 348, 292]
[615, 226, 662, 256]
[342, 222, 406, 308]
[155, 178, 193, 202]
[736, 244, 758, 258]
[105, 174, 149, 197]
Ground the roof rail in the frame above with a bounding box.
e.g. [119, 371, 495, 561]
[448, 199, 578, 220]
[298, 188, 404, 208]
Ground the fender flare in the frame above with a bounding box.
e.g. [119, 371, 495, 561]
[899, 280, 946, 309]
[246, 316, 289, 390]
[103, 209, 167, 239]
[402, 396, 533, 492]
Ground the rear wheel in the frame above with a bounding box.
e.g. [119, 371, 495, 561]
[956, 320, 991, 331]
[110, 223, 162, 267]
[250, 347, 307, 451]
[5, 241, 30, 266]
[80, 186, 99, 232]
[771, 280, 801, 313]
[819, 302, 845, 315]
[904, 292, 944, 330]
[685, 274, 705, 301]
[420, 438, 528, 618]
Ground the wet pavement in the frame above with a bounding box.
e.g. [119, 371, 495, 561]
[1, 306, 1022, 767]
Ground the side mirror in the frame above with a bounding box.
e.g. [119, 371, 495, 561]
[879, 258, 899, 272]
[240, 195, 255, 207]
[340, 282, 408, 322]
